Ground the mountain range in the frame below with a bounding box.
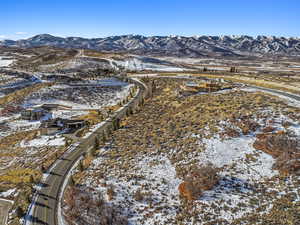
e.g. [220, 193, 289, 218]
[1, 34, 300, 58]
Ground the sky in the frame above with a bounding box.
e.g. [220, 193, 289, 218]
[0, 0, 299, 40]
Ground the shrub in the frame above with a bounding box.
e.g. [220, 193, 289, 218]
[178, 164, 219, 200]
[238, 120, 260, 135]
[262, 126, 276, 133]
[107, 184, 115, 201]
[253, 132, 300, 174]
[64, 186, 128, 225]
[133, 188, 144, 201]
[221, 127, 240, 138]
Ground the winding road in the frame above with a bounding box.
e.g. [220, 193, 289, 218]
[248, 85, 300, 102]
[23, 74, 300, 225]
[0, 199, 13, 225]
[25, 77, 148, 225]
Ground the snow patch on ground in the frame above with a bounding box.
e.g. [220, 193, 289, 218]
[0, 188, 16, 198]
[20, 135, 65, 147]
[200, 136, 278, 181]
[0, 56, 13, 67]
[83, 154, 182, 225]
[109, 57, 187, 72]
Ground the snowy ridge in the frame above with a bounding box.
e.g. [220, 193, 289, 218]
[2, 34, 300, 57]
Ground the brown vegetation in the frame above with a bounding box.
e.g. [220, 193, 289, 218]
[0, 82, 53, 106]
[63, 186, 128, 225]
[68, 78, 300, 224]
[178, 164, 219, 200]
[238, 119, 260, 135]
[253, 132, 300, 174]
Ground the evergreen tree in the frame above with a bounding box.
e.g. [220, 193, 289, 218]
[94, 137, 100, 150]
[102, 132, 106, 143]
[41, 165, 46, 173]
[27, 195, 31, 204]
[16, 206, 24, 218]
[69, 175, 75, 186]
[29, 175, 35, 184]
[78, 160, 84, 172]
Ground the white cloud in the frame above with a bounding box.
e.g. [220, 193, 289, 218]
[16, 32, 27, 35]
[0, 35, 6, 39]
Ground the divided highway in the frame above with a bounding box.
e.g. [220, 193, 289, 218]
[25, 77, 149, 225]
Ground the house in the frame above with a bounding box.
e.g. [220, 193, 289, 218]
[63, 120, 87, 130]
[40, 118, 87, 135]
[21, 108, 47, 120]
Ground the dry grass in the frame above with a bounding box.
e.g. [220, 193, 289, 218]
[0, 82, 53, 106]
[63, 186, 128, 225]
[67, 78, 300, 224]
[76, 110, 103, 125]
[156, 72, 300, 95]
[83, 49, 127, 60]
[178, 164, 219, 200]
[0, 168, 41, 185]
[0, 129, 39, 150]
[234, 195, 300, 225]
[253, 132, 300, 174]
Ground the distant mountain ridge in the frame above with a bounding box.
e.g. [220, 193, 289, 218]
[1, 34, 300, 57]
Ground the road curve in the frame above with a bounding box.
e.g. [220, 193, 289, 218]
[25, 75, 300, 225]
[248, 85, 300, 102]
[0, 199, 13, 225]
[25, 77, 149, 225]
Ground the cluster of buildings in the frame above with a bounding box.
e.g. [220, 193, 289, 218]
[21, 104, 87, 135]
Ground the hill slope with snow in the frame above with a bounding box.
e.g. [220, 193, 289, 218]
[1, 34, 300, 58]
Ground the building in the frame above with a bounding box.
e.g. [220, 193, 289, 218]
[21, 108, 47, 120]
[40, 118, 87, 135]
[63, 119, 87, 130]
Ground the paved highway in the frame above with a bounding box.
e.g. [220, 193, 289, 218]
[25, 77, 148, 225]
[248, 85, 300, 101]
[25, 75, 300, 225]
[0, 199, 13, 225]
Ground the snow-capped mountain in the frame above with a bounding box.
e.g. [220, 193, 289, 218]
[1, 34, 300, 57]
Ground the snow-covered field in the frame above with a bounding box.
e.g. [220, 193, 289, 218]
[23, 79, 134, 110]
[0, 78, 134, 139]
[20, 134, 65, 148]
[0, 77, 134, 193]
[0, 56, 13, 67]
[0, 189, 16, 198]
[64, 79, 300, 225]
[78, 155, 182, 225]
[109, 56, 187, 72]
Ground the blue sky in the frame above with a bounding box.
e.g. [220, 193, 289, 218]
[0, 0, 299, 40]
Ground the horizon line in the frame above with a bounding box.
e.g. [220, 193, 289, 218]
[2, 33, 300, 41]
